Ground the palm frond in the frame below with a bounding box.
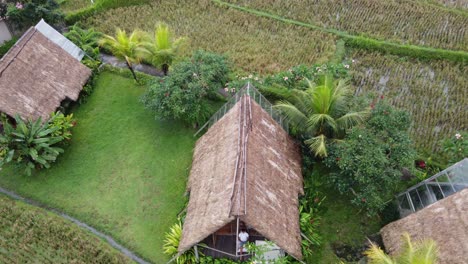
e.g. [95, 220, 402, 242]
[304, 134, 327, 157]
[365, 244, 395, 264]
[335, 110, 368, 131]
[274, 101, 309, 132]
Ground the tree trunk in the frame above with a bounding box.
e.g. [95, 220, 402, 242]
[162, 63, 169, 76]
[125, 60, 138, 82]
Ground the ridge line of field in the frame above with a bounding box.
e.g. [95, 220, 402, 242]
[0, 186, 151, 264]
[211, 0, 468, 64]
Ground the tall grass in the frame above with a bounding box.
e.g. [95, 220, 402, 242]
[350, 50, 467, 152]
[82, 0, 336, 74]
[224, 0, 468, 51]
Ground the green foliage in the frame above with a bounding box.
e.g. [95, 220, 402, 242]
[143, 23, 186, 75]
[99, 28, 149, 81]
[163, 220, 200, 264]
[324, 101, 416, 215]
[0, 37, 18, 58]
[0, 112, 74, 176]
[65, 24, 102, 59]
[141, 50, 230, 126]
[440, 132, 467, 165]
[0, 195, 131, 263]
[365, 233, 438, 264]
[275, 75, 368, 157]
[5, 0, 64, 30]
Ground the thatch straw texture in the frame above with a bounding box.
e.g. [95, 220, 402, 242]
[381, 188, 468, 264]
[179, 95, 303, 260]
[0, 27, 91, 121]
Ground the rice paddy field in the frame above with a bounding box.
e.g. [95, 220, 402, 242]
[350, 51, 467, 152]
[224, 0, 468, 51]
[82, 0, 336, 74]
[0, 195, 131, 263]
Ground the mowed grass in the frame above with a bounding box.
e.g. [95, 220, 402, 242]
[0, 195, 131, 263]
[313, 186, 381, 263]
[0, 71, 196, 262]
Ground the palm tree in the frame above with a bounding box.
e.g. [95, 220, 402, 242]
[275, 75, 368, 157]
[144, 23, 185, 75]
[365, 233, 438, 264]
[99, 28, 148, 81]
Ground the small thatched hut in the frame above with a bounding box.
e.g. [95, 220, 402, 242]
[381, 188, 468, 264]
[178, 85, 304, 261]
[0, 21, 91, 121]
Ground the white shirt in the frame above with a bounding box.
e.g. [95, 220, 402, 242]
[239, 231, 249, 242]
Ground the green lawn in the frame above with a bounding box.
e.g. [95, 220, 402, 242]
[313, 186, 381, 263]
[0, 71, 196, 262]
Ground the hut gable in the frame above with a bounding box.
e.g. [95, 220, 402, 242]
[0, 26, 91, 121]
[381, 188, 468, 264]
[179, 91, 303, 260]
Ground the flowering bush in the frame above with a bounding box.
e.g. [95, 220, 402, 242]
[141, 50, 230, 126]
[3, 0, 63, 30]
[441, 132, 467, 165]
[324, 101, 416, 216]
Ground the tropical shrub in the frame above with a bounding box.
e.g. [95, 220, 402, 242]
[3, 0, 64, 30]
[275, 75, 368, 157]
[440, 132, 467, 166]
[0, 112, 75, 176]
[163, 220, 200, 264]
[365, 233, 438, 264]
[143, 23, 186, 75]
[0, 37, 17, 58]
[141, 50, 229, 126]
[324, 101, 416, 215]
[99, 28, 148, 81]
[65, 24, 102, 60]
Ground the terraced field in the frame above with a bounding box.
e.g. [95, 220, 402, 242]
[349, 51, 467, 152]
[0, 195, 130, 263]
[225, 0, 468, 51]
[83, 0, 336, 73]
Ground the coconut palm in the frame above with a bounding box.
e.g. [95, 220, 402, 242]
[365, 233, 438, 264]
[145, 23, 185, 75]
[99, 28, 148, 81]
[275, 75, 368, 157]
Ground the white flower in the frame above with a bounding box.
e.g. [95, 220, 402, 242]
[241, 77, 246, 80]
[224, 87, 229, 92]
[455, 133, 462, 139]
[316, 67, 320, 70]
[254, 77, 259, 81]
[344, 64, 350, 69]
[283, 76, 289, 81]
[352, 59, 355, 63]
[192, 73, 197, 77]
[358, 135, 362, 138]
[248, 74, 253, 78]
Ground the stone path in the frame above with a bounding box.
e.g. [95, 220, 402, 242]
[100, 53, 164, 77]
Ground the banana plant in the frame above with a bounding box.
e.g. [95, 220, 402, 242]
[0, 114, 65, 176]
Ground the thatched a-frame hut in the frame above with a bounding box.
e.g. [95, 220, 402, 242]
[381, 188, 468, 264]
[0, 21, 91, 121]
[178, 84, 304, 261]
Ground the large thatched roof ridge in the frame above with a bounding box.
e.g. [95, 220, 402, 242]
[179, 84, 303, 260]
[381, 188, 468, 264]
[0, 23, 91, 121]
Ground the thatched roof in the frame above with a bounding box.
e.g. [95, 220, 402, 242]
[0, 27, 91, 121]
[179, 94, 303, 260]
[381, 188, 468, 264]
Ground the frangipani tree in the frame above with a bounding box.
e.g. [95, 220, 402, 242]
[145, 23, 186, 75]
[99, 28, 148, 81]
[275, 75, 368, 157]
[365, 233, 438, 264]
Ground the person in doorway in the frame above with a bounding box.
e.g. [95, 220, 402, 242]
[238, 229, 249, 247]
